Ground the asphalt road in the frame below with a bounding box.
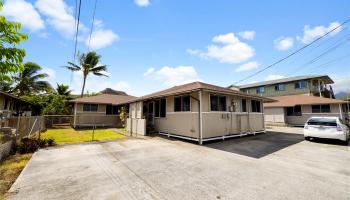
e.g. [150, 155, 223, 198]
[8, 130, 350, 200]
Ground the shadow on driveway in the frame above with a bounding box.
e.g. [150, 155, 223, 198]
[204, 132, 304, 159]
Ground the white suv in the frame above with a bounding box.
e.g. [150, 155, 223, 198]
[304, 117, 349, 143]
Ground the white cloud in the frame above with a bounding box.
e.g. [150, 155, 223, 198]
[134, 0, 150, 7]
[298, 21, 342, 44]
[238, 31, 255, 40]
[1, 0, 44, 32]
[274, 37, 294, 51]
[41, 68, 56, 80]
[188, 33, 255, 64]
[265, 75, 286, 81]
[331, 76, 350, 94]
[144, 66, 201, 86]
[86, 29, 119, 49]
[35, 0, 87, 37]
[235, 61, 259, 72]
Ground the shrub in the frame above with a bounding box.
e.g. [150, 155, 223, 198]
[38, 139, 47, 148]
[17, 138, 39, 154]
[47, 138, 56, 147]
[16, 138, 56, 154]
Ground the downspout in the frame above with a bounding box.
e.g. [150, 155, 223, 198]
[190, 91, 202, 145]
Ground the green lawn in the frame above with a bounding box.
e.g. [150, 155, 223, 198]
[41, 128, 126, 145]
[0, 154, 32, 200]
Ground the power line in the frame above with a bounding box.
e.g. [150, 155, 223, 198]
[303, 53, 350, 75]
[73, 0, 82, 63]
[88, 0, 98, 50]
[288, 35, 350, 76]
[233, 18, 350, 85]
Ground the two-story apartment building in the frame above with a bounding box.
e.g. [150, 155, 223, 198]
[235, 75, 335, 98]
[230, 75, 348, 126]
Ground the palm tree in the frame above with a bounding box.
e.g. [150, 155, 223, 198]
[56, 83, 72, 97]
[13, 62, 51, 96]
[64, 51, 108, 97]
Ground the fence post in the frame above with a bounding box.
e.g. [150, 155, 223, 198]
[16, 115, 21, 137]
[38, 116, 42, 140]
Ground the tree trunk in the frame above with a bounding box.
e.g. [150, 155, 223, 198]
[81, 75, 87, 97]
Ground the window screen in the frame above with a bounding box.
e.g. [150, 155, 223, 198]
[312, 105, 331, 113]
[210, 94, 226, 111]
[155, 100, 160, 117]
[182, 96, 190, 111]
[83, 104, 98, 112]
[160, 99, 166, 117]
[241, 99, 247, 112]
[174, 96, 182, 112]
[251, 100, 261, 112]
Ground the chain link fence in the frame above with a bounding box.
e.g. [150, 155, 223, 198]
[0, 116, 43, 161]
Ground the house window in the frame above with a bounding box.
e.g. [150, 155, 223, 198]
[295, 81, 307, 89]
[256, 87, 265, 94]
[83, 104, 98, 112]
[275, 84, 285, 91]
[312, 104, 331, 113]
[154, 100, 160, 117]
[106, 105, 119, 115]
[241, 99, 247, 112]
[174, 95, 191, 112]
[210, 94, 227, 111]
[155, 99, 166, 118]
[251, 100, 261, 112]
[286, 105, 302, 116]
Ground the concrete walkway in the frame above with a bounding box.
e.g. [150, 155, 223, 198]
[8, 131, 350, 200]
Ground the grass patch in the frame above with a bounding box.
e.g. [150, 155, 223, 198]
[0, 154, 32, 199]
[41, 128, 126, 145]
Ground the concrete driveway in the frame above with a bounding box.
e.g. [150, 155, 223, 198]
[8, 130, 350, 200]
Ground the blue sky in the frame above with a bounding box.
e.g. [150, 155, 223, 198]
[2, 0, 350, 96]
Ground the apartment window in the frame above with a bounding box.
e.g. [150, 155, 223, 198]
[275, 84, 285, 91]
[256, 87, 265, 94]
[174, 95, 191, 112]
[210, 94, 227, 111]
[106, 105, 119, 115]
[83, 104, 98, 112]
[312, 104, 331, 113]
[251, 100, 261, 112]
[155, 99, 166, 117]
[295, 81, 307, 89]
[241, 99, 247, 112]
[286, 105, 302, 116]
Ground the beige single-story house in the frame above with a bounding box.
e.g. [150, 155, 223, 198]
[264, 95, 348, 126]
[125, 81, 273, 144]
[71, 93, 136, 127]
[0, 91, 32, 118]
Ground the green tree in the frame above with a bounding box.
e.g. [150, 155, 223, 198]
[13, 62, 51, 96]
[22, 93, 71, 115]
[64, 51, 108, 97]
[56, 83, 72, 97]
[0, 1, 28, 82]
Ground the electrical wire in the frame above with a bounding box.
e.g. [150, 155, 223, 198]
[88, 0, 98, 50]
[233, 18, 350, 85]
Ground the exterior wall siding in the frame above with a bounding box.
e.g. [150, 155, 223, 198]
[265, 104, 343, 126]
[243, 81, 311, 97]
[264, 107, 286, 124]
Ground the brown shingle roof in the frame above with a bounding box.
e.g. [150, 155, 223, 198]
[264, 95, 346, 108]
[128, 81, 273, 103]
[70, 94, 137, 105]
